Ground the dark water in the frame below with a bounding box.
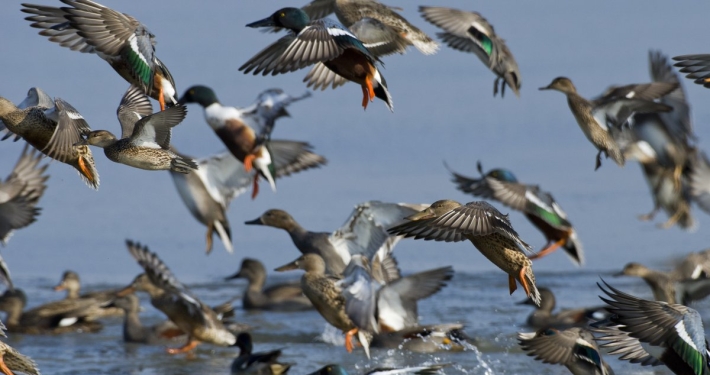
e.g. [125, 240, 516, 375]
[1, 0, 710, 373]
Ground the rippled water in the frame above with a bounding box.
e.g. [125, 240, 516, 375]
[7, 269, 709, 374]
[1, 0, 710, 374]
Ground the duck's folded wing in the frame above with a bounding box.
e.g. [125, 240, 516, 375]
[21, 3, 96, 53]
[117, 85, 153, 139]
[44, 98, 91, 163]
[130, 105, 187, 149]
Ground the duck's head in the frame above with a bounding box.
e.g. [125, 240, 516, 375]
[113, 294, 140, 313]
[0, 289, 27, 311]
[518, 287, 554, 311]
[405, 200, 462, 221]
[306, 365, 349, 375]
[224, 258, 265, 282]
[275, 254, 325, 274]
[177, 85, 219, 108]
[615, 262, 650, 277]
[486, 168, 518, 183]
[539, 77, 576, 94]
[0, 97, 19, 116]
[54, 270, 80, 295]
[246, 8, 310, 32]
[245, 209, 297, 230]
[116, 273, 154, 297]
[235, 332, 253, 355]
[75, 130, 118, 148]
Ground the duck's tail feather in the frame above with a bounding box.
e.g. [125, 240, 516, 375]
[170, 156, 198, 174]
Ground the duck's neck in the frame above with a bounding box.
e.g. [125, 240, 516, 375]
[123, 309, 147, 343]
[66, 286, 80, 299]
[3, 303, 23, 326]
[246, 273, 266, 292]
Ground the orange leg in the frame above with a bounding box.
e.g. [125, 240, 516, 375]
[0, 355, 14, 375]
[251, 176, 260, 200]
[529, 238, 566, 260]
[344, 328, 358, 353]
[243, 154, 256, 172]
[361, 86, 369, 109]
[158, 85, 166, 111]
[518, 267, 532, 296]
[365, 76, 375, 103]
[166, 339, 199, 354]
[77, 154, 94, 183]
[508, 275, 517, 295]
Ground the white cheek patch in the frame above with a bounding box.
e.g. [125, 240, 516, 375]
[58, 317, 78, 327]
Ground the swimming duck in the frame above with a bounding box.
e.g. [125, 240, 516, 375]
[274, 254, 359, 353]
[419, 6, 520, 97]
[519, 288, 607, 329]
[0, 95, 99, 189]
[518, 327, 614, 375]
[307, 364, 449, 375]
[178, 85, 324, 199]
[0, 320, 41, 375]
[673, 53, 710, 91]
[245, 201, 427, 276]
[539, 77, 677, 170]
[448, 161, 583, 265]
[74, 85, 196, 173]
[112, 294, 185, 344]
[0, 288, 102, 334]
[231, 332, 292, 375]
[53, 270, 123, 318]
[336, 254, 454, 357]
[224, 258, 312, 311]
[388, 200, 541, 306]
[22, 0, 177, 110]
[117, 240, 238, 354]
[276, 253, 454, 357]
[0, 145, 49, 246]
[370, 323, 471, 353]
[240, 7, 393, 111]
[594, 280, 709, 375]
[615, 262, 710, 305]
[0, 87, 54, 142]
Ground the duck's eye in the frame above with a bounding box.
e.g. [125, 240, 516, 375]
[280, 12, 285, 17]
[189, 90, 194, 95]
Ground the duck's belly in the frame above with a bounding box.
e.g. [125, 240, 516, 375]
[325, 49, 373, 86]
[106, 148, 172, 170]
[468, 233, 530, 275]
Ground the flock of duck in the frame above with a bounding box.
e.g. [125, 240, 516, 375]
[0, 0, 709, 374]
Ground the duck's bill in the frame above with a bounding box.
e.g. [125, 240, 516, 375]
[53, 284, 66, 291]
[115, 286, 135, 297]
[274, 260, 299, 272]
[224, 271, 243, 280]
[246, 17, 276, 28]
[405, 208, 435, 221]
[538, 85, 552, 91]
[516, 297, 536, 305]
[244, 217, 264, 225]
